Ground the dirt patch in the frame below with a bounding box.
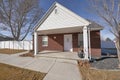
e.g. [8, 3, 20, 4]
[20, 50, 34, 57]
[0, 63, 46, 80]
[0, 49, 26, 54]
[79, 60, 120, 80]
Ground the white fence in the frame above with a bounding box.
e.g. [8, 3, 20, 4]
[0, 41, 33, 50]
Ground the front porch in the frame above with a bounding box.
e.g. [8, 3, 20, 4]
[33, 2, 102, 60]
[34, 26, 91, 60]
[36, 50, 82, 60]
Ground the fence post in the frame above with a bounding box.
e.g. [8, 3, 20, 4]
[29, 41, 30, 50]
[3, 42, 5, 48]
[9, 41, 10, 49]
[23, 41, 24, 50]
[13, 41, 14, 49]
[18, 41, 19, 50]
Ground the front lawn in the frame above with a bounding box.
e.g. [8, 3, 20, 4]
[79, 60, 120, 80]
[0, 49, 26, 54]
[0, 63, 46, 80]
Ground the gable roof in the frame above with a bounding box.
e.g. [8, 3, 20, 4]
[88, 20, 103, 30]
[34, 2, 90, 31]
[101, 40, 116, 48]
[0, 33, 14, 41]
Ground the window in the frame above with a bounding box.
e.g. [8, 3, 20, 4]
[78, 34, 83, 48]
[42, 36, 48, 47]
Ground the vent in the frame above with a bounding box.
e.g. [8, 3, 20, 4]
[55, 9, 58, 14]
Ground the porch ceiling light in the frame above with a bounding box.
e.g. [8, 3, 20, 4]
[54, 36, 56, 39]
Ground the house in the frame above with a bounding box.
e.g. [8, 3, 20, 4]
[33, 2, 103, 60]
[0, 33, 13, 41]
[101, 38, 117, 55]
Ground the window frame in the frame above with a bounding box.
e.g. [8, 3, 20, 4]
[42, 36, 48, 47]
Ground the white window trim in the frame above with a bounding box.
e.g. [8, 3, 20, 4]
[42, 36, 48, 47]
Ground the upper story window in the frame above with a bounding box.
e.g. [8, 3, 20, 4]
[42, 36, 48, 47]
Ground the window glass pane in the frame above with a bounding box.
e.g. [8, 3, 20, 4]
[42, 41, 48, 46]
[78, 34, 83, 47]
[42, 36, 48, 41]
[79, 34, 83, 41]
[42, 36, 48, 46]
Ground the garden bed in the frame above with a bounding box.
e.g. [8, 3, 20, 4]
[20, 50, 34, 57]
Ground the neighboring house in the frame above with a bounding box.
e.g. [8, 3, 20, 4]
[0, 34, 13, 41]
[33, 2, 103, 59]
[101, 39, 117, 55]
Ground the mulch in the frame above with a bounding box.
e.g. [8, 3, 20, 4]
[19, 50, 34, 57]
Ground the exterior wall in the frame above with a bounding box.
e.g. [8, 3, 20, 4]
[72, 33, 78, 51]
[72, 31, 101, 58]
[38, 33, 79, 52]
[90, 30, 101, 57]
[36, 31, 101, 57]
[38, 34, 64, 52]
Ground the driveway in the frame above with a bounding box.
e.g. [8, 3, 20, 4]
[0, 52, 82, 80]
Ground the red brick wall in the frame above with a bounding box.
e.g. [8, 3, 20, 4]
[34, 31, 101, 57]
[90, 30, 101, 57]
[72, 33, 78, 51]
[38, 34, 64, 52]
[37, 33, 80, 52]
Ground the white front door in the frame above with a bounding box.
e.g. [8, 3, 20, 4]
[64, 34, 73, 52]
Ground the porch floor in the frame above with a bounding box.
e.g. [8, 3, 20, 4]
[36, 50, 82, 60]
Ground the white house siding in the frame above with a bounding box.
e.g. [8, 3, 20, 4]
[37, 3, 89, 31]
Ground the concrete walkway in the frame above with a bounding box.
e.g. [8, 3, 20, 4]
[37, 51, 81, 60]
[0, 52, 82, 80]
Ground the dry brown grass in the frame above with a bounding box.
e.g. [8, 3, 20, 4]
[0, 49, 26, 54]
[0, 63, 46, 80]
[79, 60, 120, 80]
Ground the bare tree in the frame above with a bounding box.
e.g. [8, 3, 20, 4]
[90, 0, 120, 67]
[0, 0, 43, 40]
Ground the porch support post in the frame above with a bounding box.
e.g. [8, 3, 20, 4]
[34, 32, 38, 55]
[88, 27, 91, 60]
[83, 26, 89, 60]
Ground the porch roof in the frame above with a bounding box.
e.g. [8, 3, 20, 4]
[37, 26, 83, 35]
[37, 25, 103, 35]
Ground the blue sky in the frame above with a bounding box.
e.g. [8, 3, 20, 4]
[26, 0, 115, 40]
